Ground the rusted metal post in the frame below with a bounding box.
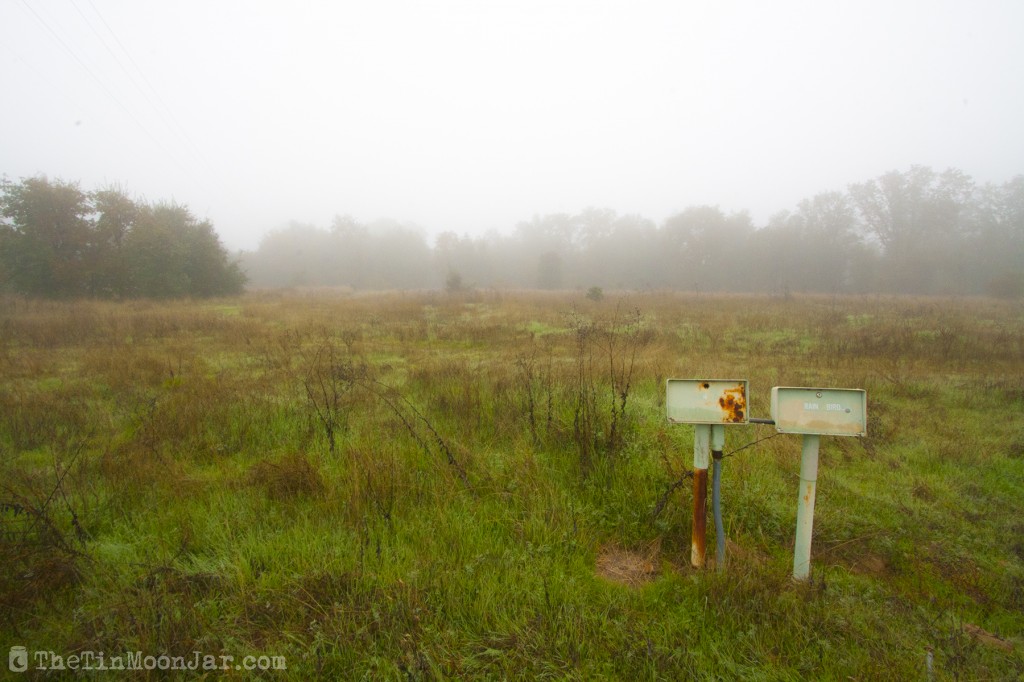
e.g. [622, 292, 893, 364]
[691, 424, 710, 568]
[711, 424, 726, 570]
[793, 434, 820, 580]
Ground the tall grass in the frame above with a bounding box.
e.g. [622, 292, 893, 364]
[0, 291, 1022, 679]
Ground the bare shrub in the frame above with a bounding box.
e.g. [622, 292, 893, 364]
[300, 332, 368, 455]
[569, 304, 648, 475]
[0, 438, 91, 625]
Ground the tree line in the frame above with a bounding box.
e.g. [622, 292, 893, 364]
[242, 166, 1024, 298]
[4, 167, 1021, 299]
[0, 176, 245, 299]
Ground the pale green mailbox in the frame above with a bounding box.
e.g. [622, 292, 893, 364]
[770, 387, 867, 437]
[667, 379, 748, 424]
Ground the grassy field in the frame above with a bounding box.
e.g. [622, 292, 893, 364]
[1, 290, 1023, 680]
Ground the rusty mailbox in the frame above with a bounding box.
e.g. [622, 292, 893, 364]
[770, 387, 867, 437]
[666, 379, 748, 569]
[666, 379, 749, 425]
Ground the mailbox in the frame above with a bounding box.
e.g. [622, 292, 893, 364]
[770, 387, 866, 437]
[667, 379, 749, 424]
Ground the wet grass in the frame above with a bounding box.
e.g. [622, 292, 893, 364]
[1, 290, 1022, 679]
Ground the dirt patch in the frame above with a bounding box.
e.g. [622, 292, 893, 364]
[963, 623, 1014, 653]
[818, 546, 893, 579]
[596, 542, 660, 587]
[816, 534, 894, 579]
[846, 552, 891, 578]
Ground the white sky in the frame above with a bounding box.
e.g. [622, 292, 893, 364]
[2, 0, 1022, 251]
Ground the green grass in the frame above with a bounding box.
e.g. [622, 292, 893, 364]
[1, 291, 1022, 679]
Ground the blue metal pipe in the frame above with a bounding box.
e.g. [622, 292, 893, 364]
[710, 424, 726, 570]
[712, 452, 724, 569]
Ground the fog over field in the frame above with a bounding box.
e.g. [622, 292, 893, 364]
[2, 0, 1022, 252]
[4, 5, 1024, 676]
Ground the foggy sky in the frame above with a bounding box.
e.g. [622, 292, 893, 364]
[2, 0, 1022, 251]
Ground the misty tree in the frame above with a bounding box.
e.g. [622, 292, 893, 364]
[572, 210, 658, 289]
[235, 166, 1020, 298]
[537, 251, 563, 289]
[512, 214, 576, 288]
[241, 222, 333, 288]
[123, 203, 245, 298]
[182, 214, 247, 296]
[434, 230, 495, 289]
[752, 192, 863, 294]
[515, 213, 576, 254]
[0, 175, 245, 299]
[90, 186, 139, 296]
[0, 176, 92, 297]
[329, 214, 370, 288]
[573, 208, 619, 249]
[659, 207, 754, 291]
[123, 204, 191, 297]
[243, 216, 436, 291]
[966, 175, 1024, 297]
[444, 270, 465, 294]
[848, 166, 974, 293]
[362, 220, 433, 289]
[749, 213, 798, 295]
[434, 231, 462, 283]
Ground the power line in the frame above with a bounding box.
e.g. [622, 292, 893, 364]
[81, 0, 214, 172]
[15, 0, 194, 176]
[67, 0, 210, 172]
[0, 40, 93, 124]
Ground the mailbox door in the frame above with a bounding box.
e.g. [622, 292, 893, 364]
[667, 379, 748, 424]
[770, 387, 867, 436]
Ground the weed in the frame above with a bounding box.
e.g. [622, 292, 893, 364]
[0, 436, 91, 627]
[568, 304, 648, 475]
[300, 333, 368, 454]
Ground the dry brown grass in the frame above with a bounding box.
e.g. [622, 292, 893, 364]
[247, 452, 325, 501]
[595, 540, 661, 587]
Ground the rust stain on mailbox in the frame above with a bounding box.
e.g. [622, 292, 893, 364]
[666, 379, 749, 425]
[718, 386, 746, 423]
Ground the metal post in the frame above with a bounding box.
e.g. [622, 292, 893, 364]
[793, 434, 820, 580]
[711, 424, 726, 570]
[712, 425, 729, 569]
[692, 424, 710, 568]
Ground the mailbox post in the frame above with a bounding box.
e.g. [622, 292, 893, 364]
[770, 387, 867, 580]
[692, 423, 710, 568]
[667, 379, 748, 568]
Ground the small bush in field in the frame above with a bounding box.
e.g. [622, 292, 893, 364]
[445, 271, 466, 294]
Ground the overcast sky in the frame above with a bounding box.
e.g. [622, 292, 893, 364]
[2, 0, 1022, 251]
